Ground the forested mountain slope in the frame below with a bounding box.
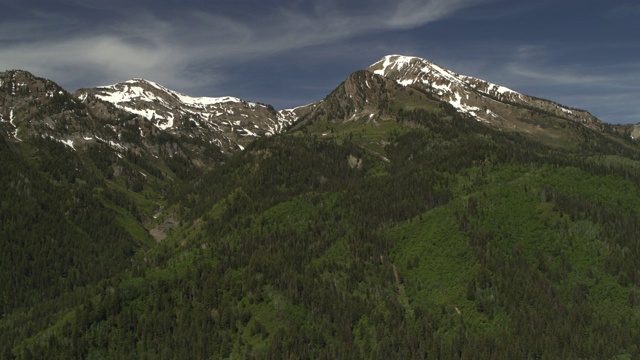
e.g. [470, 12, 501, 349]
[2, 57, 640, 358]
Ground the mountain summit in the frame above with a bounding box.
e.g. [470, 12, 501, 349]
[77, 78, 293, 151]
[368, 55, 603, 133]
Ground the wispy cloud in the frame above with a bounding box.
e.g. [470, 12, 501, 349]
[415, 40, 640, 124]
[505, 63, 609, 87]
[556, 92, 640, 125]
[487, 45, 640, 123]
[0, 0, 483, 93]
[385, 0, 481, 28]
[606, 3, 640, 18]
[500, 44, 640, 91]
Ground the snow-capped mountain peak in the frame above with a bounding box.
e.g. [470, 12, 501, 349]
[77, 78, 294, 151]
[368, 54, 600, 129]
[85, 78, 256, 131]
[371, 55, 463, 87]
[102, 78, 246, 107]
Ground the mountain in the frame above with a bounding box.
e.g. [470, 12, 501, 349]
[368, 55, 602, 128]
[77, 79, 293, 152]
[3, 56, 640, 359]
[289, 55, 624, 150]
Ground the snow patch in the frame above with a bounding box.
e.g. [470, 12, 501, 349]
[155, 113, 174, 130]
[431, 83, 451, 92]
[9, 109, 21, 141]
[448, 92, 484, 121]
[95, 135, 126, 151]
[485, 109, 498, 118]
[60, 139, 76, 150]
[424, 63, 460, 84]
[486, 83, 515, 96]
[241, 128, 259, 137]
[372, 55, 420, 76]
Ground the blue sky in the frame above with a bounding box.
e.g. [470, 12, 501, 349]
[1, 0, 638, 124]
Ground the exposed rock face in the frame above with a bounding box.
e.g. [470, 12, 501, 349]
[77, 78, 294, 152]
[0, 70, 115, 148]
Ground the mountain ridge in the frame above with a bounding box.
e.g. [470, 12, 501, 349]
[76, 78, 294, 152]
[3, 53, 634, 151]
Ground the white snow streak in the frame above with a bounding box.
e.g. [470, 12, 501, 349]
[60, 139, 76, 150]
[95, 135, 126, 151]
[9, 109, 21, 141]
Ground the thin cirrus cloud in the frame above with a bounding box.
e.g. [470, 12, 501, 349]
[504, 61, 640, 123]
[503, 44, 639, 89]
[0, 0, 484, 93]
[415, 37, 639, 124]
[505, 63, 609, 87]
[606, 3, 640, 17]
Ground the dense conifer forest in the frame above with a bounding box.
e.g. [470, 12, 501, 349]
[2, 85, 640, 359]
